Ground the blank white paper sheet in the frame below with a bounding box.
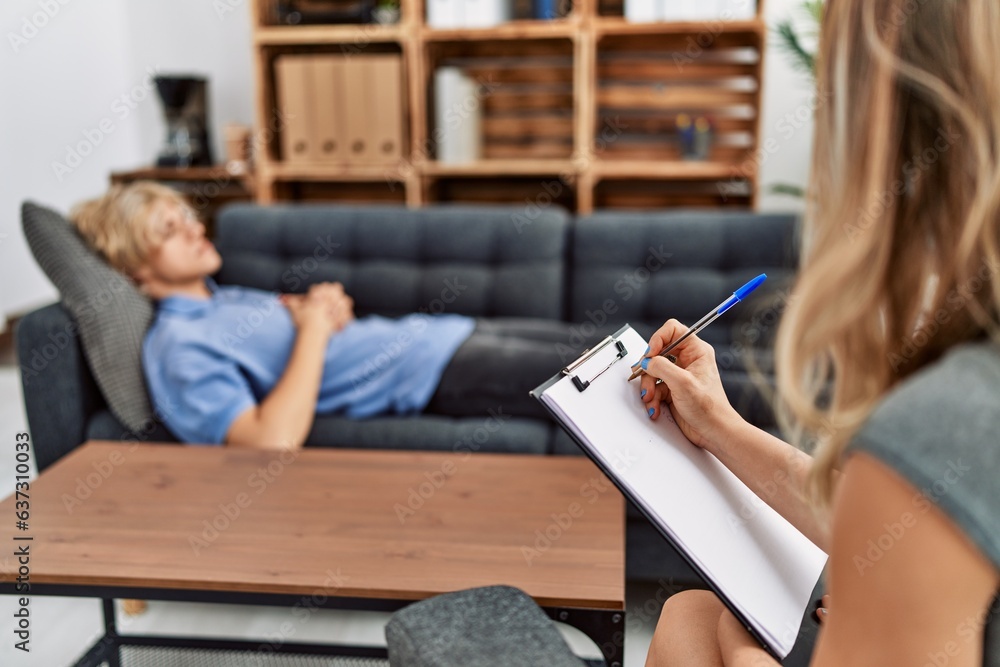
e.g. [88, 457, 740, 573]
[537, 326, 827, 658]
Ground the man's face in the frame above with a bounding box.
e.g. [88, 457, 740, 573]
[136, 201, 222, 289]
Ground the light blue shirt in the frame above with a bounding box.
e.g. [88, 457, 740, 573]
[142, 281, 475, 444]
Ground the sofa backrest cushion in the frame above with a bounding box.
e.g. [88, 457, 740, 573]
[214, 203, 570, 319]
[569, 211, 800, 349]
[20, 202, 156, 435]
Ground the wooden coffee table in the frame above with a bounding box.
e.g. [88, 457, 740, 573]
[0, 441, 625, 666]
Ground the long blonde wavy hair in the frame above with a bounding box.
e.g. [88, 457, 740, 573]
[775, 0, 1000, 506]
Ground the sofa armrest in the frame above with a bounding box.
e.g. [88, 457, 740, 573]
[16, 303, 105, 472]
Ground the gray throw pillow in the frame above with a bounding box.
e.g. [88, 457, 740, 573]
[21, 201, 155, 434]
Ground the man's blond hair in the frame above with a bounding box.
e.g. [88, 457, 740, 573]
[70, 181, 197, 276]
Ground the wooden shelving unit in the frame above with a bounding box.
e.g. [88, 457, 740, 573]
[250, 0, 767, 212]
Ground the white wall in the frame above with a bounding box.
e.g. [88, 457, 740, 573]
[757, 0, 819, 212]
[0, 0, 812, 326]
[1, 0, 139, 325]
[0, 0, 254, 328]
[118, 0, 254, 169]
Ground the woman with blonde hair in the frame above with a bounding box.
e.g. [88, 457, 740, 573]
[638, 0, 999, 665]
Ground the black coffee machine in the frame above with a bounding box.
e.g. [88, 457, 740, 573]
[154, 76, 213, 168]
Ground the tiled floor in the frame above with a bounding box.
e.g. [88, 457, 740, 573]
[0, 361, 658, 666]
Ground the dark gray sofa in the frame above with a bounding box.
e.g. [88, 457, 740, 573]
[17, 202, 799, 584]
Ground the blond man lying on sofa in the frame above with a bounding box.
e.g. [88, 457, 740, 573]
[71, 182, 598, 450]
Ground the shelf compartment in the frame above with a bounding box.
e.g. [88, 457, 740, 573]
[272, 179, 408, 203]
[268, 163, 408, 181]
[594, 17, 765, 36]
[254, 24, 407, 45]
[592, 178, 753, 209]
[423, 159, 576, 176]
[422, 19, 580, 41]
[594, 29, 761, 164]
[426, 175, 577, 210]
[593, 160, 748, 180]
[258, 43, 406, 165]
[595, 0, 760, 20]
[427, 38, 576, 162]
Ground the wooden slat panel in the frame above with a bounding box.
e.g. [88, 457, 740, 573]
[482, 115, 574, 139]
[255, 25, 405, 45]
[433, 177, 577, 210]
[594, 160, 747, 180]
[464, 65, 574, 85]
[598, 113, 756, 134]
[484, 142, 574, 159]
[276, 180, 408, 203]
[594, 179, 752, 209]
[432, 39, 573, 61]
[595, 191, 752, 208]
[601, 142, 752, 163]
[598, 59, 758, 81]
[598, 85, 756, 109]
[484, 90, 575, 112]
[599, 31, 761, 52]
[597, 0, 623, 16]
[423, 159, 575, 176]
[422, 19, 577, 42]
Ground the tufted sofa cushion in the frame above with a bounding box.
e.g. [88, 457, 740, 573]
[570, 210, 799, 358]
[566, 210, 800, 433]
[213, 203, 570, 319]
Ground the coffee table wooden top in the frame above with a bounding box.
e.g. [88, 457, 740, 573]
[0, 441, 624, 610]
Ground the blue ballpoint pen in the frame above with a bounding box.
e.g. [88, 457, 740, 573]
[627, 273, 768, 381]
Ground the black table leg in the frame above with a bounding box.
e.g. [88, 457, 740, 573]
[103, 599, 120, 667]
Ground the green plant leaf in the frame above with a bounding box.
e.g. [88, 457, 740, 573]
[769, 183, 806, 198]
[773, 20, 816, 78]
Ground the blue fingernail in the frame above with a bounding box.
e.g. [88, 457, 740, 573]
[644, 346, 650, 354]
[640, 358, 650, 370]
[641, 389, 647, 398]
[648, 407, 655, 417]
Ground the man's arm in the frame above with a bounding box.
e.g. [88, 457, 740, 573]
[225, 282, 354, 450]
[225, 323, 329, 449]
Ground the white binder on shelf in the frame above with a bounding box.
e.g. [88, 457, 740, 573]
[624, 0, 662, 23]
[311, 55, 346, 163]
[531, 324, 827, 660]
[660, 0, 700, 20]
[274, 56, 317, 163]
[427, 0, 462, 27]
[434, 67, 482, 164]
[721, 0, 757, 20]
[463, 0, 511, 28]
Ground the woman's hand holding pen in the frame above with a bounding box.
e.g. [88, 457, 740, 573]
[281, 281, 355, 338]
[638, 318, 744, 453]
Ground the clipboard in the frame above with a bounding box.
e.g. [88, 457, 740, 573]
[531, 324, 827, 660]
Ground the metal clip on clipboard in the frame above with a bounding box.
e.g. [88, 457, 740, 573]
[561, 335, 628, 392]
